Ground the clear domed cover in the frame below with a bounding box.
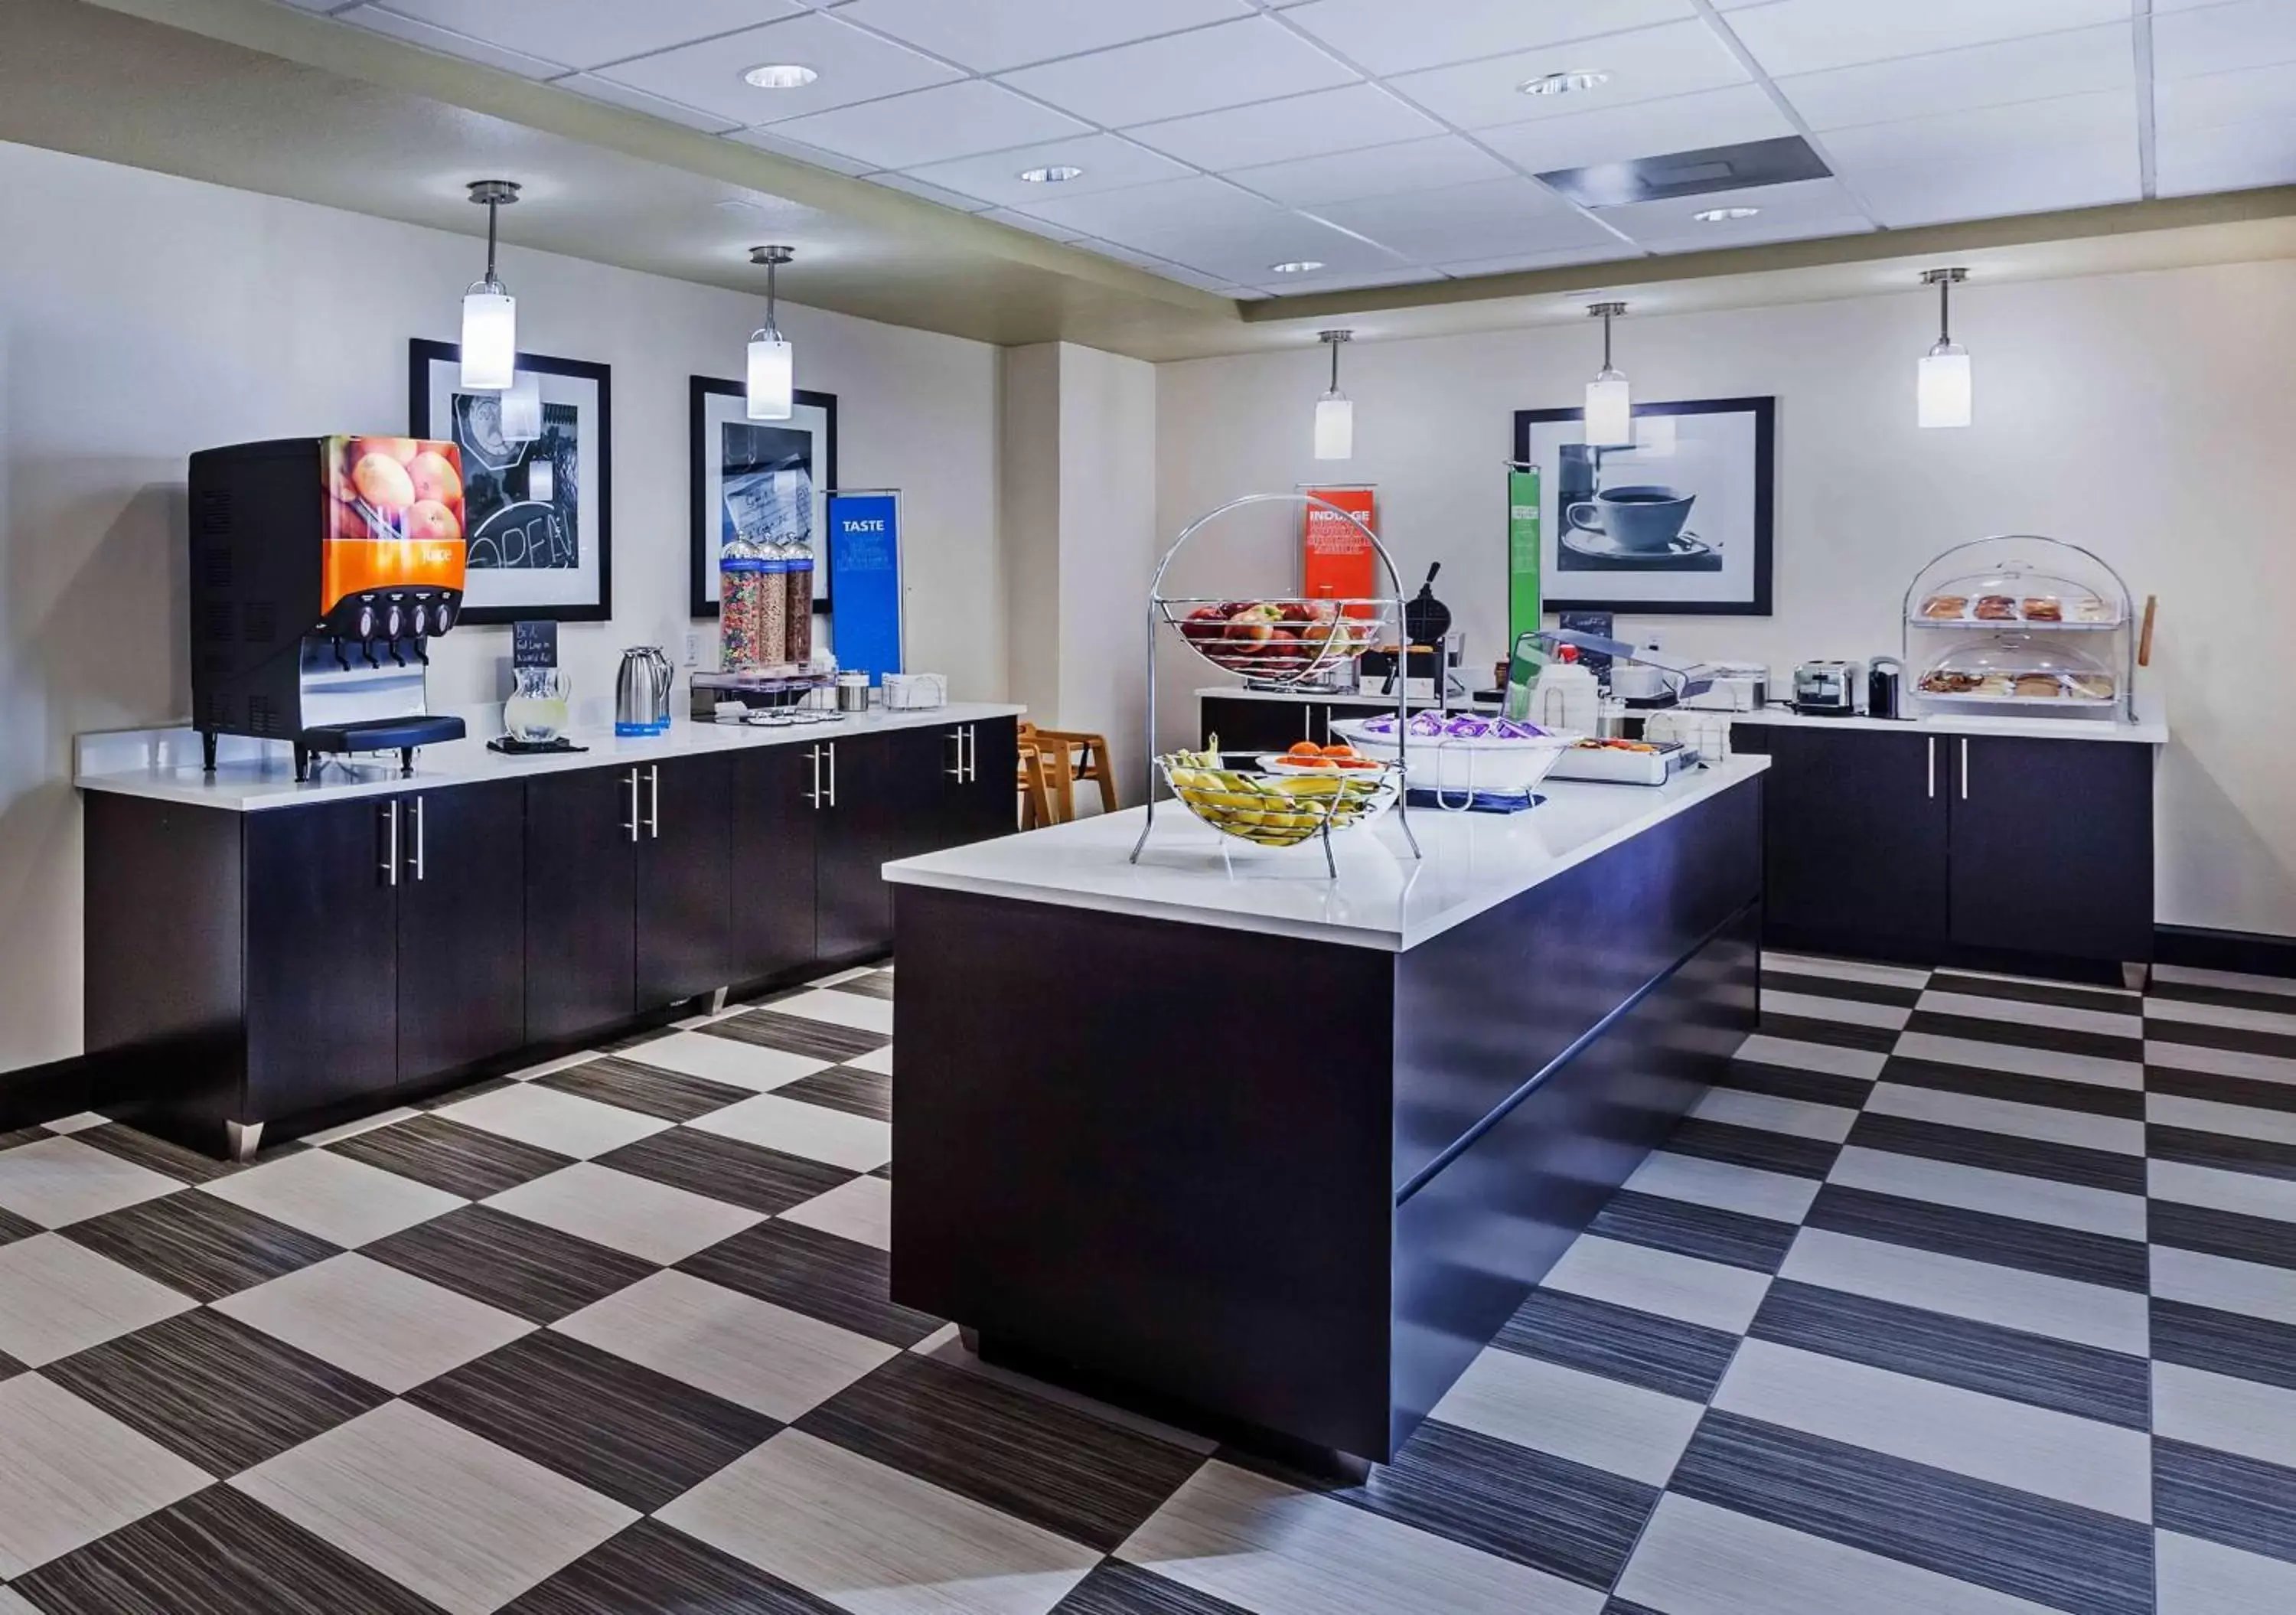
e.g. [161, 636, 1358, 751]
[1916, 634, 2118, 704]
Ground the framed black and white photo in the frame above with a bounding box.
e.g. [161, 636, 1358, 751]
[1513, 396, 1774, 616]
[409, 340, 612, 624]
[690, 376, 838, 619]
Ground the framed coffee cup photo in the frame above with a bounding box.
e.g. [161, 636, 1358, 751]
[1513, 396, 1774, 615]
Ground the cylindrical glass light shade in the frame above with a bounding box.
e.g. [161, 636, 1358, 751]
[1584, 368, 1632, 448]
[747, 331, 794, 420]
[459, 287, 517, 390]
[1313, 390, 1353, 461]
[1918, 341, 1971, 429]
[499, 372, 543, 442]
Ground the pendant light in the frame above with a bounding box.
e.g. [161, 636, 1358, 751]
[1584, 301, 1632, 448]
[1314, 329, 1354, 461]
[459, 181, 520, 391]
[747, 246, 796, 421]
[1918, 267, 1971, 429]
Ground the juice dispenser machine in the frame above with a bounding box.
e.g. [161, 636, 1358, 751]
[190, 436, 470, 781]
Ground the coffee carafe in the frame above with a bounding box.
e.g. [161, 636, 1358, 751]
[615, 647, 673, 736]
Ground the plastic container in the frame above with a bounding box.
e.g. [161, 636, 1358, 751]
[784, 540, 815, 667]
[1528, 648, 1602, 736]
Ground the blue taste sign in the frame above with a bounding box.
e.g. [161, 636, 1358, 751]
[826, 491, 902, 683]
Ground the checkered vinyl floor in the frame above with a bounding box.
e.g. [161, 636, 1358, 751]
[0, 956, 2290, 1613]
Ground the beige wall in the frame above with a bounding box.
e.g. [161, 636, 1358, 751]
[0, 138, 1003, 1073]
[1156, 258, 2296, 938]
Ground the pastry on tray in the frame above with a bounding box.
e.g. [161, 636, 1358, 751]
[2067, 673, 2116, 700]
[2013, 674, 2063, 698]
[1919, 594, 1969, 620]
[1976, 674, 2017, 697]
[1974, 594, 2020, 621]
[2020, 595, 2063, 622]
[1919, 670, 1984, 693]
[2069, 596, 2114, 622]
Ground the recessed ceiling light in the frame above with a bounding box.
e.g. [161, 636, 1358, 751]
[1270, 260, 1325, 274]
[1520, 69, 1609, 96]
[1019, 165, 1085, 184]
[743, 63, 817, 89]
[1693, 206, 1761, 222]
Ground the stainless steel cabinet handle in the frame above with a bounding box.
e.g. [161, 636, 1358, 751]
[828, 743, 839, 807]
[946, 727, 965, 781]
[647, 765, 661, 839]
[964, 724, 977, 784]
[1960, 738, 1969, 801]
[1305, 706, 1314, 742]
[1926, 738, 1936, 799]
[808, 744, 823, 809]
[412, 794, 427, 880]
[382, 801, 400, 886]
[625, 768, 641, 843]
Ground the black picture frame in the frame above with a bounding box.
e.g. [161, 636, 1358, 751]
[409, 339, 613, 625]
[1512, 395, 1775, 617]
[689, 376, 840, 619]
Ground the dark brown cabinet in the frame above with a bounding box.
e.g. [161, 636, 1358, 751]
[1202, 695, 1329, 754]
[1949, 734, 2154, 963]
[524, 765, 638, 1046]
[635, 754, 735, 1007]
[396, 780, 527, 1088]
[729, 743, 819, 987]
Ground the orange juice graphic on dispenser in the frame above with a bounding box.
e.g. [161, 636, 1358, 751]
[322, 434, 468, 611]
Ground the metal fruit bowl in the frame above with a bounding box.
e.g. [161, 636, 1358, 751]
[1158, 598, 1392, 687]
[1155, 752, 1397, 848]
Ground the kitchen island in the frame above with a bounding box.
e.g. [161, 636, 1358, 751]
[885, 756, 1769, 1467]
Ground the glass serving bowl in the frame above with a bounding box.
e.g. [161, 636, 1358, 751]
[1155, 752, 1398, 847]
[1916, 635, 2118, 705]
[1910, 566, 2119, 628]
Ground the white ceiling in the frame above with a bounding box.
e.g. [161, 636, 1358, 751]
[280, 0, 2296, 300]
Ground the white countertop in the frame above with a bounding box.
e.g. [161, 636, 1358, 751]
[885, 755, 1769, 952]
[1728, 705, 2167, 744]
[74, 703, 1026, 811]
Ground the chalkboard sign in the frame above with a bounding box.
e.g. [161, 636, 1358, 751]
[512, 619, 559, 669]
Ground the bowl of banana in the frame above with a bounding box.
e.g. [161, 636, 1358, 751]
[1155, 740, 1397, 847]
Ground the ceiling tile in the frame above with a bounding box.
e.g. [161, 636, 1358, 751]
[556, 73, 746, 133]
[724, 124, 878, 175]
[594, 12, 958, 128]
[1126, 83, 1441, 171]
[338, 5, 568, 76]
[1596, 177, 1874, 250]
[2154, 60, 2296, 135]
[2153, 0, 2296, 80]
[362, 0, 803, 73]
[1107, 214, 1409, 282]
[1477, 83, 1791, 172]
[1819, 90, 2135, 172]
[1436, 243, 1642, 279]
[1774, 24, 2133, 131]
[1006, 174, 1286, 237]
[996, 16, 1359, 127]
[980, 207, 1091, 243]
[902, 134, 1193, 209]
[1281, 0, 1694, 77]
[861, 171, 993, 212]
[1389, 19, 1750, 130]
[1251, 266, 1444, 297]
[1724, 0, 2130, 79]
[1846, 140, 2140, 227]
[2155, 115, 2296, 196]
[763, 80, 1090, 169]
[1226, 133, 1512, 206]
[1311, 177, 1621, 263]
[834, 0, 1251, 73]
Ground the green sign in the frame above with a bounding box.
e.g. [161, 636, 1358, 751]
[1507, 467, 1541, 654]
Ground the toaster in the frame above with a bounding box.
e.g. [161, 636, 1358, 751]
[1792, 660, 1864, 716]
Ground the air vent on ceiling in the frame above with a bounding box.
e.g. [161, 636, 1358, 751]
[1538, 135, 1831, 210]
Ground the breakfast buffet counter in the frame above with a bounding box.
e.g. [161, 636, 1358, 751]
[885, 757, 1766, 1468]
[1730, 706, 2167, 744]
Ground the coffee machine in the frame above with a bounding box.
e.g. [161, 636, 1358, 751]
[191, 436, 469, 781]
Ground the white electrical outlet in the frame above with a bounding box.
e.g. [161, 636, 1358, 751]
[682, 632, 700, 667]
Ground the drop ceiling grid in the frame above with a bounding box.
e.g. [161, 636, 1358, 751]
[284, 0, 2293, 298]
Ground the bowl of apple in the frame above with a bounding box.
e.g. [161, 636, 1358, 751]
[1164, 598, 1385, 682]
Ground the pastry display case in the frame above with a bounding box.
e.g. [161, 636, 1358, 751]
[1903, 536, 2134, 721]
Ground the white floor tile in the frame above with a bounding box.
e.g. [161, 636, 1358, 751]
[482, 1162, 764, 1266]
[501, 1049, 608, 1083]
[2156, 1528, 2296, 1615]
[1714, 1339, 2152, 1522]
[1733, 1034, 1889, 1082]
[1430, 1346, 1703, 1487]
[1763, 953, 1929, 991]
[214, 1253, 533, 1393]
[2146, 996, 2296, 1038]
[1623, 1150, 1821, 1225]
[0, 1234, 197, 1366]
[300, 1107, 422, 1147]
[2151, 1245, 2296, 1329]
[1780, 1228, 2149, 1355]
[1539, 1235, 1771, 1335]
[775, 1174, 894, 1251]
[2151, 1158, 2296, 1224]
[846, 1042, 895, 1077]
[807, 966, 878, 987]
[661, 1429, 1099, 1615]
[2148, 1091, 2296, 1147]
[0, 1587, 46, 1614]
[690, 1093, 892, 1171]
[0, 1137, 181, 1229]
[2152, 964, 2296, 998]
[1917, 990, 2142, 1039]
[434, 1083, 671, 1159]
[1827, 1144, 2148, 1238]
[0, 1375, 210, 1577]
[1864, 1082, 2146, 1154]
[612, 1030, 829, 1093]
[553, 1271, 894, 1420]
[1616, 1493, 2061, 1615]
[1895, 1032, 2143, 1091]
[1690, 1086, 1858, 1144]
[2154, 1361, 2296, 1471]
[232, 1401, 634, 1615]
[1120, 1457, 1605, 1615]
[199, 1149, 462, 1248]
[1762, 990, 1910, 1032]
[38, 1114, 109, 1136]
[770, 989, 894, 1036]
[2148, 1039, 2296, 1087]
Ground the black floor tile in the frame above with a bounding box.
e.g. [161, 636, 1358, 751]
[2152, 1298, 2296, 1395]
[1880, 1054, 2145, 1120]
[534, 1056, 753, 1124]
[328, 1113, 575, 1199]
[364, 1204, 657, 1324]
[701, 1010, 888, 1062]
[796, 1351, 1204, 1553]
[60, 1192, 341, 1303]
[2148, 1123, 2296, 1182]
[1714, 1057, 1871, 1110]
[774, 1065, 892, 1124]
[1903, 1010, 2143, 1062]
[1657, 1117, 1841, 1179]
[2145, 1017, 2296, 1062]
[409, 1331, 780, 1515]
[1755, 1012, 1900, 1055]
[73, 1122, 252, 1186]
[0, 1126, 55, 1152]
[413, 1075, 518, 1111]
[0, 1202, 44, 1245]
[2151, 1199, 2296, 1271]
[2148, 979, 2296, 1016]
[2149, 1063, 2296, 1117]
[14, 1484, 444, 1615]
[44, 1310, 389, 1475]
[595, 1127, 856, 1217]
[679, 1219, 942, 1348]
[1671, 1411, 2152, 1615]
[503, 1517, 839, 1613]
[1490, 1287, 1740, 1404]
[1847, 1111, 2148, 1195]
[1052, 1561, 1251, 1615]
[2155, 1437, 2296, 1564]
[1804, 1183, 2150, 1291]
[1761, 967, 1922, 1010]
[1929, 971, 2142, 1016]
[827, 971, 897, 1001]
[1587, 1189, 1798, 1274]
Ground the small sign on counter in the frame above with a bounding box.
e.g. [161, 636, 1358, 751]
[826, 489, 902, 684]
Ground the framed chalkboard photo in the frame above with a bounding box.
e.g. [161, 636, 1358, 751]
[409, 340, 613, 624]
[689, 375, 838, 619]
